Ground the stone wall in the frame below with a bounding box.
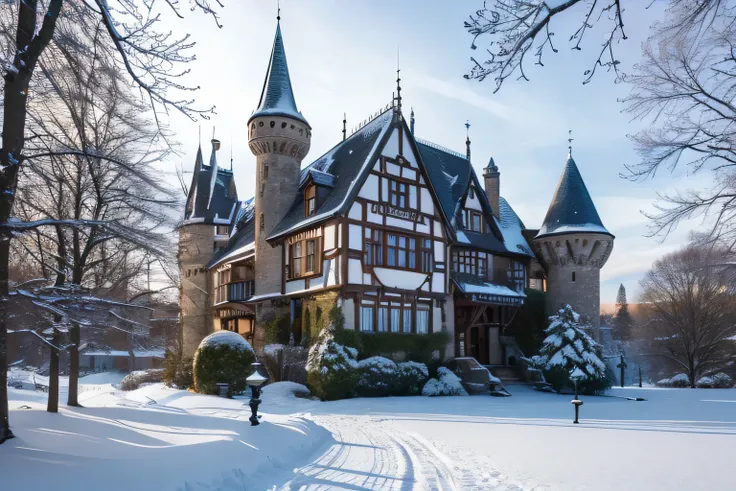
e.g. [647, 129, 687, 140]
[545, 265, 602, 338]
[178, 224, 215, 356]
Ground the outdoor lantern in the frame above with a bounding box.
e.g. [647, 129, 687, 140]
[570, 367, 585, 424]
[245, 362, 268, 426]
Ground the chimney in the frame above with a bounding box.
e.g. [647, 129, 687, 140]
[212, 138, 221, 151]
[483, 157, 500, 217]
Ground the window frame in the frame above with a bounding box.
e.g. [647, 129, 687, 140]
[305, 184, 317, 217]
[388, 179, 409, 209]
[358, 297, 433, 334]
[289, 236, 322, 279]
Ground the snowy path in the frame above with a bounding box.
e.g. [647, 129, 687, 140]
[277, 415, 530, 491]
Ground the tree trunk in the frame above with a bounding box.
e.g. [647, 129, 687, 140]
[0, 0, 63, 444]
[0, 237, 12, 443]
[47, 328, 60, 413]
[67, 325, 80, 406]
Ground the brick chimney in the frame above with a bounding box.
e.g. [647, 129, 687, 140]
[483, 157, 500, 217]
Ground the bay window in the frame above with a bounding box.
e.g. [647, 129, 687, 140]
[289, 237, 322, 279]
[452, 250, 489, 279]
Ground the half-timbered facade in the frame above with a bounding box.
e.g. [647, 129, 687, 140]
[177, 18, 614, 365]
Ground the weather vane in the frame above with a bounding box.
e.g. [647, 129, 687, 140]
[465, 120, 471, 136]
[277, 0, 281, 21]
[568, 129, 574, 156]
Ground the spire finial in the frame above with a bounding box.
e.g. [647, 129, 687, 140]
[568, 129, 574, 157]
[410, 107, 415, 134]
[342, 112, 347, 141]
[277, 0, 281, 21]
[394, 47, 402, 112]
[465, 120, 471, 161]
[230, 134, 233, 171]
[198, 125, 201, 146]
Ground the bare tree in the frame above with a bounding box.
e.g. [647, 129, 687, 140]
[464, 0, 726, 91]
[0, 0, 224, 444]
[639, 243, 736, 387]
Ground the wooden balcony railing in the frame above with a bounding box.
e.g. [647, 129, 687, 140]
[214, 280, 255, 304]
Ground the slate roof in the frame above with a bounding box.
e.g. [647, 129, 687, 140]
[536, 155, 612, 239]
[249, 22, 308, 126]
[498, 197, 534, 257]
[183, 142, 238, 225]
[267, 109, 394, 241]
[207, 199, 256, 269]
[417, 141, 529, 258]
[303, 168, 336, 188]
[451, 271, 526, 304]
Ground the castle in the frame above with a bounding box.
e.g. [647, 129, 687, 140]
[177, 19, 615, 364]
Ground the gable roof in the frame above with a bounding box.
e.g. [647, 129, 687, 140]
[267, 108, 394, 241]
[536, 155, 612, 239]
[498, 197, 534, 257]
[248, 22, 308, 126]
[183, 142, 238, 226]
[207, 199, 256, 269]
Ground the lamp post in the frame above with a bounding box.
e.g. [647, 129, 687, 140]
[570, 368, 585, 424]
[245, 362, 268, 426]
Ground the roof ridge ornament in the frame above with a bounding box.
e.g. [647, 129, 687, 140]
[568, 129, 574, 157]
[465, 120, 471, 162]
[277, 0, 281, 21]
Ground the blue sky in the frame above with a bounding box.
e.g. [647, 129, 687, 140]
[163, 1, 707, 304]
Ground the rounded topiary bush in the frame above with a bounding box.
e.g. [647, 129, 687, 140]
[355, 356, 400, 397]
[712, 372, 734, 388]
[421, 367, 468, 396]
[120, 369, 164, 391]
[193, 331, 256, 395]
[670, 373, 690, 388]
[397, 361, 429, 395]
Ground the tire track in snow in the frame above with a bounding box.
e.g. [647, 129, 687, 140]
[276, 415, 537, 490]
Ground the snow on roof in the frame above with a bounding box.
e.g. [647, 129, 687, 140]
[198, 330, 254, 352]
[458, 281, 525, 298]
[81, 350, 165, 358]
[498, 197, 534, 257]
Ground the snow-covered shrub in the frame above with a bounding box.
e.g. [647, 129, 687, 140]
[306, 325, 359, 401]
[397, 361, 430, 395]
[193, 331, 256, 395]
[163, 349, 193, 389]
[120, 369, 164, 391]
[696, 376, 715, 388]
[670, 373, 690, 388]
[527, 305, 611, 394]
[261, 343, 309, 385]
[355, 356, 400, 397]
[421, 367, 468, 396]
[711, 372, 734, 388]
[655, 378, 673, 388]
[262, 344, 286, 381]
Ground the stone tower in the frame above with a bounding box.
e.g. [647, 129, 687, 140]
[248, 20, 311, 300]
[178, 139, 238, 355]
[532, 153, 614, 340]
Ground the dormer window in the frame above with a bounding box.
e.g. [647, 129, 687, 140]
[305, 184, 316, 216]
[469, 186, 475, 200]
[464, 210, 483, 232]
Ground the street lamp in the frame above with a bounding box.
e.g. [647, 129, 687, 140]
[245, 362, 268, 426]
[570, 367, 585, 424]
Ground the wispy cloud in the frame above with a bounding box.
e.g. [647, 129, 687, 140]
[416, 75, 517, 121]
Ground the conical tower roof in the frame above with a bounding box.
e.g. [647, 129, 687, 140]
[535, 154, 612, 239]
[248, 21, 308, 126]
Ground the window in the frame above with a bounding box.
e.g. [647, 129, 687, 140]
[388, 179, 408, 208]
[508, 261, 526, 292]
[452, 250, 488, 278]
[572, 271, 576, 283]
[463, 210, 483, 232]
[359, 299, 431, 334]
[292, 242, 303, 277]
[416, 305, 430, 334]
[306, 240, 316, 273]
[421, 239, 433, 273]
[364, 229, 382, 266]
[469, 186, 475, 200]
[360, 306, 374, 332]
[305, 185, 316, 216]
[216, 225, 229, 236]
[289, 237, 322, 278]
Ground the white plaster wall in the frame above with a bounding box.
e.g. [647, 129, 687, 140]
[381, 177, 388, 202]
[386, 162, 401, 176]
[432, 272, 445, 293]
[342, 297, 356, 331]
[367, 208, 382, 224]
[285, 278, 305, 294]
[466, 189, 482, 211]
[385, 216, 415, 230]
[348, 203, 362, 221]
[420, 188, 434, 214]
[359, 174, 379, 200]
[434, 240, 445, 261]
[349, 223, 362, 250]
[374, 268, 427, 290]
[402, 134, 417, 167]
[326, 258, 338, 286]
[416, 220, 430, 234]
[409, 186, 417, 209]
[383, 129, 400, 158]
[402, 167, 416, 180]
[324, 224, 336, 250]
[348, 258, 363, 284]
[433, 220, 443, 237]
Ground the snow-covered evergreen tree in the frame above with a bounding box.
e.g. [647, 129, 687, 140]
[306, 320, 359, 401]
[529, 305, 611, 394]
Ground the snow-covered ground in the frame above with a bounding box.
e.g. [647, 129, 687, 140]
[2, 372, 735, 490]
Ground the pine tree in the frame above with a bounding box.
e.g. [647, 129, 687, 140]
[529, 305, 611, 394]
[614, 284, 635, 341]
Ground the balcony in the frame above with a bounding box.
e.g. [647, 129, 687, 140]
[215, 280, 255, 305]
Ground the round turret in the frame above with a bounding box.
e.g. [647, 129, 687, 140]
[247, 115, 311, 159]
